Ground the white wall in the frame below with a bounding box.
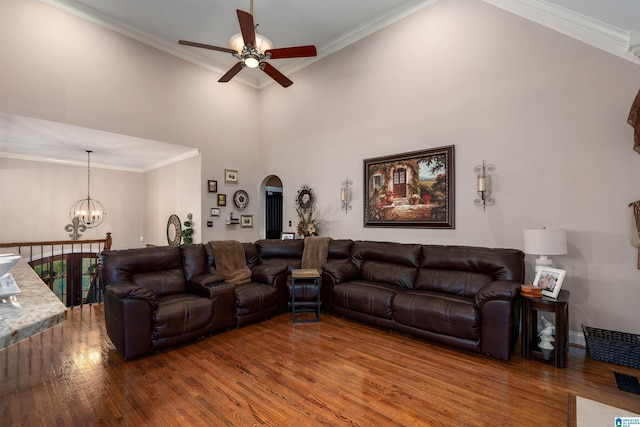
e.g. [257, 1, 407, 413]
[0, 0, 262, 245]
[0, 157, 144, 250]
[144, 155, 201, 246]
[259, 0, 640, 336]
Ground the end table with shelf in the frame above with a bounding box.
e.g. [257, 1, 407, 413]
[290, 269, 322, 323]
[521, 289, 570, 368]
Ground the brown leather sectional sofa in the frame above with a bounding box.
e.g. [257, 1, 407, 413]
[100, 239, 524, 360]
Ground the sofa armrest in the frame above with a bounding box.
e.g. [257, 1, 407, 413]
[103, 283, 157, 359]
[474, 280, 520, 310]
[105, 282, 158, 310]
[252, 264, 288, 285]
[187, 273, 226, 298]
[323, 261, 360, 285]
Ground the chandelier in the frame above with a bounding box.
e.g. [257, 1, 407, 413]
[69, 150, 106, 228]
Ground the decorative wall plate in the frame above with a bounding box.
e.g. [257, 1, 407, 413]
[297, 188, 313, 210]
[167, 214, 182, 247]
[234, 190, 249, 210]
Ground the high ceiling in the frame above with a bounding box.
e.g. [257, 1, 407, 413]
[2, 0, 640, 170]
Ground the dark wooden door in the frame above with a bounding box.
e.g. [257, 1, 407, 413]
[393, 168, 406, 197]
[265, 191, 283, 239]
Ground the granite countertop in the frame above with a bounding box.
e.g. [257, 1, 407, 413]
[0, 253, 67, 349]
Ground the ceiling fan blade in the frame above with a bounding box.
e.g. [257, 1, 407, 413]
[218, 62, 244, 82]
[237, 9, 256, 47]
[265, 45, 317, 59]
[179, 40, 237, 54]
[261, 62, 293, 88]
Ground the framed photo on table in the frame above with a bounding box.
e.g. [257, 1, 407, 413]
[281, 232, 295, 240]
[533, 267, 566, 299]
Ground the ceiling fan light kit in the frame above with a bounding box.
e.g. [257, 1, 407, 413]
[179, 8, 317, 87]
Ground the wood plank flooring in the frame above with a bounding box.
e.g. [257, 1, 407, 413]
[1, 304, 639, 426]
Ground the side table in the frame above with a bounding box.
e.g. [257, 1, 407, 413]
[291, 269, 321, 323]
[521, 289, 570, 368]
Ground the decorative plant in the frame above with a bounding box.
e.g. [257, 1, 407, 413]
[181, 213, 194, 243]
[410, 194, 421, 204]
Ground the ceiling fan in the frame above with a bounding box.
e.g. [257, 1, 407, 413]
[178, 6, 317, 88]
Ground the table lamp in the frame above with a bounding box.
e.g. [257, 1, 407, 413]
[523, 228, 567, 273]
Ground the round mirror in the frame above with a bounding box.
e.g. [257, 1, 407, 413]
[167, 214, 182, 247]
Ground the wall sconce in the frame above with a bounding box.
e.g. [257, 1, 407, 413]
[340, 178, 352, 213]
[474, 161, 495, 210]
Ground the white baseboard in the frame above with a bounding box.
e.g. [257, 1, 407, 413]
[570, 330, 586, 347]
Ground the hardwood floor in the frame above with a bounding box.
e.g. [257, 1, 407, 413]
[1, 305, 639, 426]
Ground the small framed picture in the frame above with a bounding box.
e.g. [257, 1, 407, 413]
[281, 232, 295, 240]
[210, 208, 220, 217]
[533, 267, 566, 299]
[241, 215, 253, 228]
[217, 194, 227, 206]
[225, 169, 239, 184]
[207, 180, 217, 193]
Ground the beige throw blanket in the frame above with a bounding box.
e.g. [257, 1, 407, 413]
[301, 236, 330, 271]
[210, 240, 252, 285]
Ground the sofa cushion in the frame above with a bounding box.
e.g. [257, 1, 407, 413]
[101, 246, 183, 288]
[332, 281, 398, 319]
[133, 269, 186, 296]
[420, 245, 524, 282]
[327, 239, 353, 262]
[180, 243, 208, 281]
[414, 269, 493, 297]
[352, 241, 420, 288]
[256, 239, 304, 272]
[392, 291, 480, 341]
[234, 282, 279, 317]
[152, 294, 212, 340]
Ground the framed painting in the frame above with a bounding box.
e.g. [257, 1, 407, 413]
[364, 145, 455, 228]
[225, 169, 239, 184]
[207, 180, 217, 193]
[210, 208, 220, 217]
[241, 215, 253, 228]
[533, 267, 566, 299]
[217, 194, 227, 206]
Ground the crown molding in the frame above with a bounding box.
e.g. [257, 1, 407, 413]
[39, 0, 260, 89]
[0, 149, 200, 173]
[483, 0, 640, 66]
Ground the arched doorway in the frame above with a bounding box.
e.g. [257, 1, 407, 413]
[263, 175, 283, 239]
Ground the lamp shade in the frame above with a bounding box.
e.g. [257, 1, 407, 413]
[523, 228, 567, 255]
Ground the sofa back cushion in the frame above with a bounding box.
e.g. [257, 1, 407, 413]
[256, 239, 304, 272]
[101, 246, 186, 296]
[180, 243, 208, 280]
[352, 241, 421, 288]
[327, 239, 353, 264]
[415, 245, 524, 297]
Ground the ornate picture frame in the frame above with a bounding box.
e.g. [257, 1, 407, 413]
[207, 180, 217, 193]
[363, 146, 455, 228]
[241, 215, 253, 228]
[224, 169, 239, 184]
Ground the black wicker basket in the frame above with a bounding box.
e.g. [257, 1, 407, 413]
[582, 325, 640, 369]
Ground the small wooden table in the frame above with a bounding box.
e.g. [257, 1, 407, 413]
[521, 289, 570, 368]
[291, 269, 321, 323]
